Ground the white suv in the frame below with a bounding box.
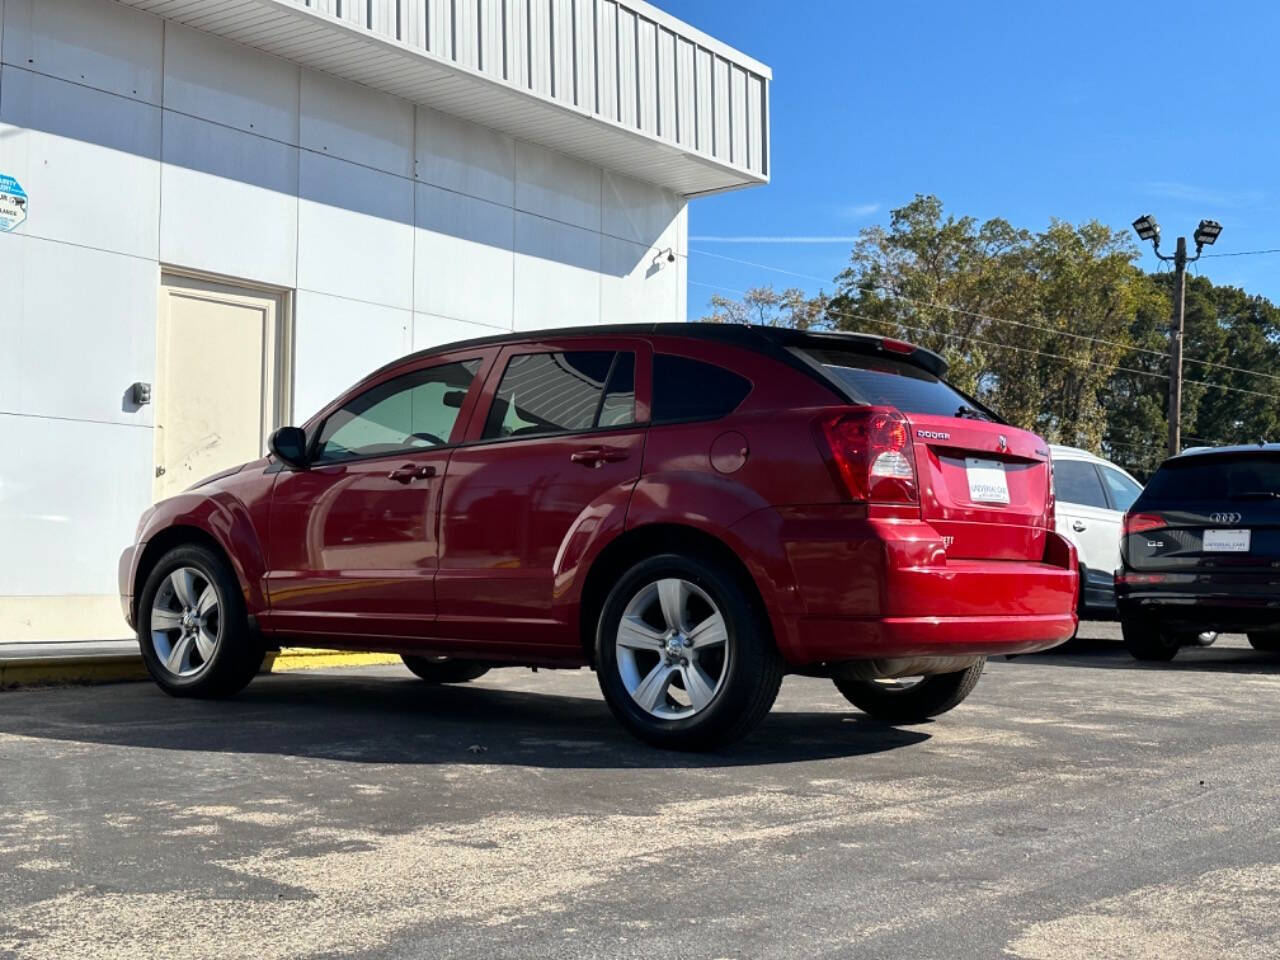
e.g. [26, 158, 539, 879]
[1049, 445, 1144, 616]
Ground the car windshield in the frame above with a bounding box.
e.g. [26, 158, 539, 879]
[1139, 452, 1280, 504]
[798, 347, 996, 419]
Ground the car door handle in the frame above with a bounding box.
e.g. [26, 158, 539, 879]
[1072, 521, 1087, 532]
[570, 447, 629, 467]
[388, 464, 436, 483]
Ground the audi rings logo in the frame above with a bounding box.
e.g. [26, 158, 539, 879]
[1211, 512, 1243, 524]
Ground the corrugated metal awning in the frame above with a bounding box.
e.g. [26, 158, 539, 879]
[115, 0, 771, 197]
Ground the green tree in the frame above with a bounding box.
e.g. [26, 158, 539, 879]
[827, 196, 1150, 450]
[704, 285, 829, 330]
[700, 195, 1280, 479]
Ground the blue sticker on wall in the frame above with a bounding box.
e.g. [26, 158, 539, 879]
[0, 174, 28, 233]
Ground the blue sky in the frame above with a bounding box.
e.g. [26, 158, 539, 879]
[659, 0, 1280, 317]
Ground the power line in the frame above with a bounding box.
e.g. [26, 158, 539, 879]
[820, 306, 1279, 402]
[1200, 248, 1280, 259]
[691, 275, 1276, 400]
[689, 279, 748, 296]
[689, 247, 1280, 384]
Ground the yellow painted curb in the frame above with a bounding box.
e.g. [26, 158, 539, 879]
[0, 656, 150, 689]
[266, 648, 403, 672]
[0, 647, 403, 689]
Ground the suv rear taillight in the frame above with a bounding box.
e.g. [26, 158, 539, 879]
[1124, 512, 1166, 535]
[816, 407, 918, 503]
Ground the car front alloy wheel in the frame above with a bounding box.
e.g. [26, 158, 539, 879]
[137, 544, 262, 698]
[150, 566, 221, 679]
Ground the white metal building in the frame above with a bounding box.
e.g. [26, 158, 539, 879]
[0, 0, 770, 643]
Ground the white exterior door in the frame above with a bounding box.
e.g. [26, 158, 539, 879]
[154, 275, 291, 501]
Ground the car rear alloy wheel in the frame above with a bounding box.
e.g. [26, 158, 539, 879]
[401, 655, 491, 683]
[833, 661, 985, 724]
[596, 553, 783, 750]
[615, 578, 729, 720]
[137, 544, 263, 698]
[150, 567, 220, 679]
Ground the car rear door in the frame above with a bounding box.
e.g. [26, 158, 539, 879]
[1096, 462, 1143, 578]
[265, 348, 494, 644]
[1051, 457, 1122, 604]
[434, 337, 652, 654]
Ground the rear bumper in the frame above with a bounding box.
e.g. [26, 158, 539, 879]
[747, 509, 1078, 666]
[1117, 572, 1280, 632]
[1080, 566, 1117, 614]
[793, 612, 1077, 661]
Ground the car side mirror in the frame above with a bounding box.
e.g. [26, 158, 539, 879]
[443, 390, 467, 409]
[269, 426, 309, 468]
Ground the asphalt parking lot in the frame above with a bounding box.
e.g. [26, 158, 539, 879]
[3, 624, 1280, 960]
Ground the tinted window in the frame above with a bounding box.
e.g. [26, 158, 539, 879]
[1140, 453, 1280, 505]
[801, 348, 992, 419]
[598, 352, 637, 427]
[483, 351, 632, 440]
[314, 359, 481, 463]
[1055, 459, 1108, 509]
[652, 355, 751, 423]
[1101, 467, 1143, 512]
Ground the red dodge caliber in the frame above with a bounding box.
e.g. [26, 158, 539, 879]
[120, 324, 1077, 749]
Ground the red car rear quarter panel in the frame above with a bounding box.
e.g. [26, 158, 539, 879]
[628, 416, 842, 663]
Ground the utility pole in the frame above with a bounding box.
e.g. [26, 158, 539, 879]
[1131, 215, 1222, 457]
[1168, 235, 1187, 458]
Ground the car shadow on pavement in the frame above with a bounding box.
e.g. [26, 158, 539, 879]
[0, 674, 930, 769]
[1008, 636, 1280, 675]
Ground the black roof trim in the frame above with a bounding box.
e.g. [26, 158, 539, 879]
[1169, 442, 1280, 462]
[366, 322, 949, 387]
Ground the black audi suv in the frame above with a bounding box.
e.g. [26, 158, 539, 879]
[1117, 444, 1280, 661]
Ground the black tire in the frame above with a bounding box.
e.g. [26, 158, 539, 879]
[1120, 616, 1181, 662]
[1247, 632, 1280, 652]
[833, 660, 985, 724]
[595, 552, 783, 751]
[401, 656, 491, 683]
[137, 544, 263, 698]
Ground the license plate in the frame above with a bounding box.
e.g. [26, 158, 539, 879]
[965, 457, 1010, 504]
[1203, 528, 1250, 552]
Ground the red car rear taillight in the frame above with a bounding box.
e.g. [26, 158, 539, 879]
[816, 408, 918, 503]
[1124, 512, 1166, 535]
[1046, 455, 1057, 528]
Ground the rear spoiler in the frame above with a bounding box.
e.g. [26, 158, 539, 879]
[753, 328, 949, 378]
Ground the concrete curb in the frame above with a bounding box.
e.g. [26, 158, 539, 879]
[0, 647, 404, 689]
[0, 653, 151, 689]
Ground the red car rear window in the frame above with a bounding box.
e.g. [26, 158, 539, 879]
[799, 348, 991, 420]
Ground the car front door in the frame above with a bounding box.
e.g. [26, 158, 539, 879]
[434, 338, 651, 655]
[265, 350, 493, 644]
[1054, 458, 1121, 610]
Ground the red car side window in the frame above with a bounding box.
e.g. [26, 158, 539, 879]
[481, 351, 635, 440]
[313, 359, 482, 463]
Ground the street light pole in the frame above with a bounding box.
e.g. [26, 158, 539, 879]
[1168, 235, 1187, 458]
[1131, 215, 1222, 458]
